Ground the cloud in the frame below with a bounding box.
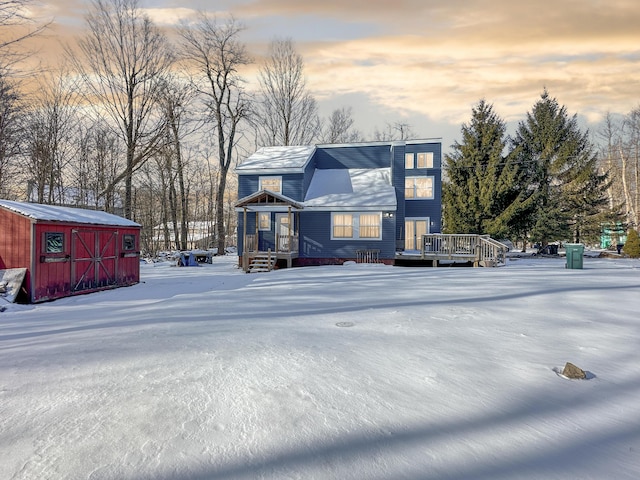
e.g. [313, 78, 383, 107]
[10, 0, 640, 140]
[274, 0, 640, 129]
[141, 8, 200, 26]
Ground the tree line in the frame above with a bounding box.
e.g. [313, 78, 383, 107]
[443, 93, 639, 251]
[0, 0, 373, 256]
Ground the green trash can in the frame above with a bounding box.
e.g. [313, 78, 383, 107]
[565, 243, 584, 269]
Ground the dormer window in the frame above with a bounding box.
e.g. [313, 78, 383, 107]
[259, 176, 282, 194]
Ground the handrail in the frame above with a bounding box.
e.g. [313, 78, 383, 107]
[276, 233, 299, 253]
[421, 234, 507, 266]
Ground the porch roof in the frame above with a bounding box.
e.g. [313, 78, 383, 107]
[234, 189, 304, 212]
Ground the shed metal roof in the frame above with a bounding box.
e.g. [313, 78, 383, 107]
[0, 200, 140, 227]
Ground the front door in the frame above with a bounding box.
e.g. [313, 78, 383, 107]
[275, 213, 293, 252]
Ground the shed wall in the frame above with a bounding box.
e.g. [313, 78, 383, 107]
[1, 205, 140, 303]
[31, 223, 140, 302]
[0, 208, 33, 300]
[0, 207, 32, 269]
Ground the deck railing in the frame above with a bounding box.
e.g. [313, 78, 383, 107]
[244, 234, 299, 254]
[245, 234, 257, 253]
[421, 234, 507, 266]
[477, 236, 507, 265]
[276, 234, 299, 253]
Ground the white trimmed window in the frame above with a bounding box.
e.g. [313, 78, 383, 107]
[405, 153, 414, 169]
[417, 152, 434, 168]
[405, 176, 434, 199]
[331, 212, 382, 240]
[259, 176, 282, 194]
[406, 152, 434, 169]
[258, 212, 270, 231]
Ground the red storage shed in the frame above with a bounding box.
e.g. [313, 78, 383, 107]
[0, 200, 141, 303]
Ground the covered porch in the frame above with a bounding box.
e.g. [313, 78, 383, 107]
[235, 190, 303, 272]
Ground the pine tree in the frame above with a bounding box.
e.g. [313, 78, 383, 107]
[623, 229, 640, 258]
[510, 90, 611, 245]
[443, 100, 533, 238]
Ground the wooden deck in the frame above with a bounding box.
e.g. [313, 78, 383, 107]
[396, 234, 508, 267]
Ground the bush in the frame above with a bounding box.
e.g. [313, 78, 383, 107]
[623, 229, 640, 258]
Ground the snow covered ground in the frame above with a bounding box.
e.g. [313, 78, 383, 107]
[1, 254, 640, 480]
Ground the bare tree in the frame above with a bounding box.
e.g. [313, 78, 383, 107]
[0, 0, 50, 72]
[620, 107, 640, 227]
[22, 68, 79, 204]
[179, 13, 250, 254]
[597, 112, 624, 212]
[257, 37, 320, 146]
[320, 106, 363, 144]
[74, 121, 123, 213]
[156, 77, 198, 250]
[373, 121, 416, 141]
[70, 0, 173, 219]
[0, 72, 20, 197]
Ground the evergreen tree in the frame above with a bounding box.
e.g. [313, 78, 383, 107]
[623, 229, 640, 258]
[443, 100, 533, 238]
[510, 90, 610, 245]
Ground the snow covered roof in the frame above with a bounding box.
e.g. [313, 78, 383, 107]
[236, 146, 316, 174]
[304, 168, 397, 211]
[0, 200, 140, 227]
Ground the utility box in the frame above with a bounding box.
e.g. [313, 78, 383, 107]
[565, 243, 584, 269]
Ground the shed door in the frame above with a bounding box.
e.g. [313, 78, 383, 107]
[71, 230, 118, 292]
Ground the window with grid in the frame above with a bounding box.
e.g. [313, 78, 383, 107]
[405, 177, 434, 199]
[258, 176, 282, 194]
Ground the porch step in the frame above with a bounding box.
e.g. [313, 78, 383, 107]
[248, 254, 275, 273]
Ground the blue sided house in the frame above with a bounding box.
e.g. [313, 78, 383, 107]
[235, 140, 442, 270]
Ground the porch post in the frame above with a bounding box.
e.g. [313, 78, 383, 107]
[287, 206, 292, 253]
[242, 207, 248, 271]
[255, 211, 259, 251]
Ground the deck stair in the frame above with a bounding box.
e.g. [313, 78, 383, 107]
[248, 252, 275, 273]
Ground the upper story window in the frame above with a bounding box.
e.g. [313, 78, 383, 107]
[405, 176, 434, 199]
[405, 152, 434, 169]
[259, 176, 282, 194]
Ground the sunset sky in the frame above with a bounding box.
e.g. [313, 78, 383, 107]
[22, 0, 640, 147]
